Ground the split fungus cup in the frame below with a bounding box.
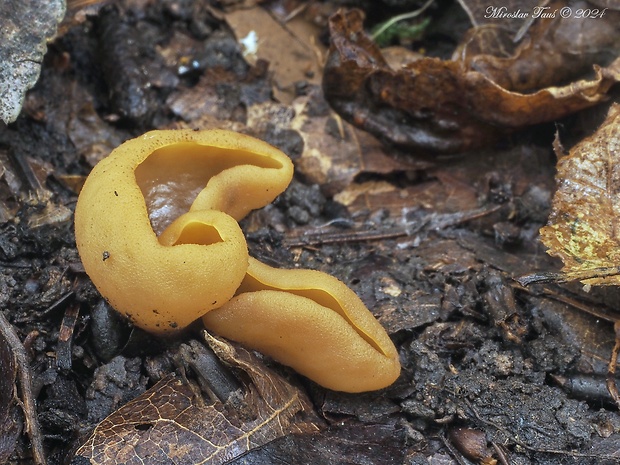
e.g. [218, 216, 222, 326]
[74, 129, 400, 392]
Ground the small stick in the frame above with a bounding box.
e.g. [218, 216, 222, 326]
[57, 303, 80, 371]
[491, 442, 510, 465]
[284, 206, 499, 247]
[516, 266, 620, 286]
[439, 430, 469, 465]
[0, 311, 46, 465]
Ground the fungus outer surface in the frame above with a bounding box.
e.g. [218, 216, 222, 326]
[203, 258, 401, 392]
[75, 129, 401, 392]
[74, 129, 293, 333]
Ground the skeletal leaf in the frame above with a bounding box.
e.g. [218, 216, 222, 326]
[74, 334, 322, 465]
[455, 1, 620, 93]
[540, 104, 620, 285]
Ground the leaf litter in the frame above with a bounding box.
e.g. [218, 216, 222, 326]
[519, 103, 620, 409]
[323, 8, 620, 153]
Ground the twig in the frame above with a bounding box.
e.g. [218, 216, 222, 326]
[0, 311, 46, 465]
[516, 265, 620, 286]
[513, 0, 550, 42]
[439, 430, 469, 465]
[283, 205, 499, 247]
[57, 303, 80, 371]
[7, 148, 43, 192]
[491, 442, 510, 465]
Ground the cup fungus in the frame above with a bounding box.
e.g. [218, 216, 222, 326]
[75, 129, 400, 392]
[202, 258, 401, 392]
[75, 129, 293, 333]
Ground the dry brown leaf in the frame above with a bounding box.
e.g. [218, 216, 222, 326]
[74, 334, 322, 464]
[66, 100, 127, 168]
[167, 69, 238, 122]
[291, 87, 427, 196]
[225, 6, 324, 104]
[333, 179, 478, 217]
[540, 103, 620, 285]
[323, 8, 620, 154]
[224, 423, 406, 465]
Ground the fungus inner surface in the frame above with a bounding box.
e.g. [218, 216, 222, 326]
[237, 272, 389, 356]
[135, 142, 284, 235]
[164, 221, 223, 246]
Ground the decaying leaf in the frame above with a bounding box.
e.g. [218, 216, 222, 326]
[66, 99, 126, 168]
[0, 0, 65, 124]
[290, 87, 427, 196]
[323, 8, 620, 154]
[74, 333, 322, 465]
[333, 178, 477, 217]
[539, 104, 620, 285]
[225, 423, 406, 465]
[225, 6, 324, 104]
[172, 88, 423, 197]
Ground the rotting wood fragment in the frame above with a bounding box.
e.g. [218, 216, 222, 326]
[56, 302, 80, 371]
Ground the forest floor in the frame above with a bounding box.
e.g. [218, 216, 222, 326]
[1, 0, 620, 464]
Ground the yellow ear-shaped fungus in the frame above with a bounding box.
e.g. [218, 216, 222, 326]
[75, 129, 401, 392]
[202, 258, 401, 392]
[74, 129, 293, 333]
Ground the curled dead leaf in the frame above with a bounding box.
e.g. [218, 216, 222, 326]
[323, 8, 620, 154]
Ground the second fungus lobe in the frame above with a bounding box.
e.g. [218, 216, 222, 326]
[203, 258, 401, 392]
[74, 129, 400, 392]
